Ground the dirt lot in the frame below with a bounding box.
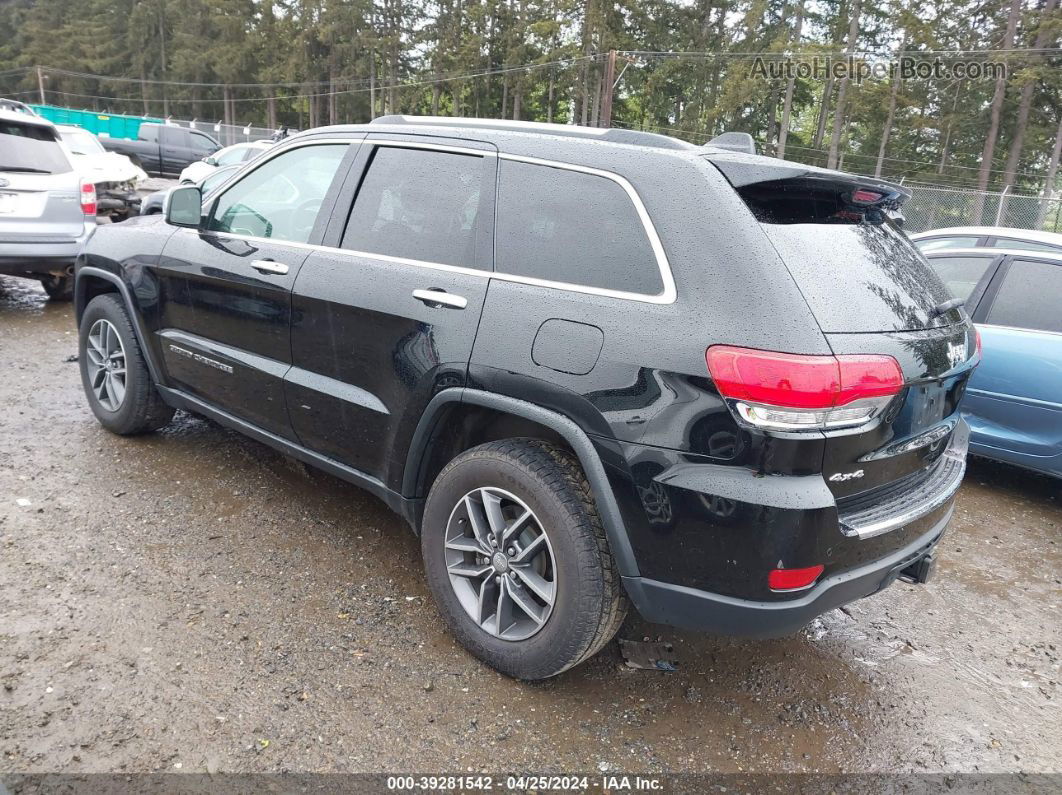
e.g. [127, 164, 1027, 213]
[0, 275, 1059, 776]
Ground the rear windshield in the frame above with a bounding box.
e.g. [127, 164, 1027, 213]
[758, 218, 960, 332]
[60, 128, 105, 156]
[0, 121, 71, 174]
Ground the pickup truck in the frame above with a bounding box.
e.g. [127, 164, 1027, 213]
[100, 123, 220, 178]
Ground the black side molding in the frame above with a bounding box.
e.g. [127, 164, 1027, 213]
[403, 387, 641, 578]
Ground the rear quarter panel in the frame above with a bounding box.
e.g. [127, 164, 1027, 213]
[469, 150, 832, 457]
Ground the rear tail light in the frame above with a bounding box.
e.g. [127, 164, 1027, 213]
[973, 327, 982, 362]
[768, 565, 824, 592]
[851, 189, 884, 204]
[706, 345, 904, 431]
[80, 180, 97, 216]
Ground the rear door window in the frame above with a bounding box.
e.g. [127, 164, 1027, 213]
[341, 145, 486, 267]
[160, 127, 189, 148]
[983, 259, 1062, 334]
[494, 158, 664, 296]
[988, 237, 1062, 253]
[915, 235, 981, 252]
[0, 120, 71, 174]
[926, 255, 996, 302]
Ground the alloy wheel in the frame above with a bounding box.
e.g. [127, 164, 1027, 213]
[85, 319, 127, 412]
[444, 487, 557, 641]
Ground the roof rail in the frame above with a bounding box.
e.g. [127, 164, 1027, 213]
[370, 115, 694, 151]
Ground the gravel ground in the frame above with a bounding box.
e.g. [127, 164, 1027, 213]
[0, 275, 1059, 776]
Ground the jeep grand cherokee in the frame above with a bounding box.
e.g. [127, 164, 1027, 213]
[73, 117, 978, 679]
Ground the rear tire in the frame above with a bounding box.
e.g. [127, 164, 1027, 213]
[78, 294, 175, 435]
[39, 274, 73, 301]
[422, 439, 627, 680]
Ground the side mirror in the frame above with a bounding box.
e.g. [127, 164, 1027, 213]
[166, 185, 203, 227]
[203, 156, 218, 166]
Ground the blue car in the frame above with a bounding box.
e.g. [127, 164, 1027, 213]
[924, 247, 1062, 478]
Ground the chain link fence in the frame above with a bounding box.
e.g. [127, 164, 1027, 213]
[155, 115, 1062, 236]
[903, 184, 1062, 234]
[164, 119, 292, 146]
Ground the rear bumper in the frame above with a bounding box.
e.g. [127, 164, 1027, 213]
[0, 223, 95, 273]
[623, 506, 951, 637]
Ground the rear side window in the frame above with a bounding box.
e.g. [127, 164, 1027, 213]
[984, 259, 1062, 333]
[495, 159, 663, 295]
[342, 146, 484, 267]
[0, 121, 71, 174]
[916, 236, 981, 252]
[160, 127, 187, 146]
[926, 255, 995, 302]
[988, 237, 1062, 253]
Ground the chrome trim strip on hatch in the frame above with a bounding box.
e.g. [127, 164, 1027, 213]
[839, 422, 969, 540]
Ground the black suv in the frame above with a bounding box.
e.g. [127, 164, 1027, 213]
[74, 117, 978, 680]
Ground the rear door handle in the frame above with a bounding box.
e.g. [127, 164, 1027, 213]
[251, 259, 289, 275]
[412, 289, 467, 309]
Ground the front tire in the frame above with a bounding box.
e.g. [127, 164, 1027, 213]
[78, 294, 175, 435]
[422, 440, 627, 680]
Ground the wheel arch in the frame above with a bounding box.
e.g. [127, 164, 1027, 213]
[404, 388, 640, 577]
[75, 266, 163, 384]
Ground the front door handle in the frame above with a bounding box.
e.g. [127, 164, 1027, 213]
[251, 259, 289, 275]
[412, 288, 467, 309]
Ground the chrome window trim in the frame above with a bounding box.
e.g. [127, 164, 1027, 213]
[201, 136, 678, 305]
[366, 137, 498, 158]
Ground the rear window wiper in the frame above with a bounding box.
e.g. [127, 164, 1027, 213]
[930, 297, 965, 318]
[0, 166, 52, 174]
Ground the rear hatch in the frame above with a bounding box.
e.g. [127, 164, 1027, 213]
[708, 152, 977, 509]
[0, 115, 85, 242]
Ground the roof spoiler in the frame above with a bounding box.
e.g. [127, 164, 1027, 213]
[706, 132, 757, 155]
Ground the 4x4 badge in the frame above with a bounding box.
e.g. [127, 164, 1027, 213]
[829, 470, 864, 482]
[947, 340, 967, 369]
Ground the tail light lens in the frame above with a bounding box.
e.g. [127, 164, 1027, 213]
[80, 180, 97, 216]
[768, 565, 824, 592]
[706, 345, 904, 431]
[973, 327, 982, 361]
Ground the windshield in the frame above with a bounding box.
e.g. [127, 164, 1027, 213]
[200, 167, 237, 195]
[60, 129, 105, 156]
[0, 121, 72, 174]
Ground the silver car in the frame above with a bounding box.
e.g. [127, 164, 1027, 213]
[0, 109, 96, 300]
